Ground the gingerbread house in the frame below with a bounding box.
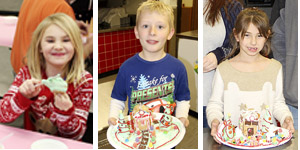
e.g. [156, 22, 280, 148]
[239, 108, 260, 137]
[131, 104, 153, 131]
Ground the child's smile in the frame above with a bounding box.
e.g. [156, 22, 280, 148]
[235, 23, 267, 57]
[40, 24, 74, 68]
[134, 10, 174, 54]
[146, 39, 159, 45]
[247, 47, 258, 52]
[51, 52, 66, 56]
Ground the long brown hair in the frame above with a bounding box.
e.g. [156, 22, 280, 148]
[225, 8, 271, 60]
[204, 0, 232, 26]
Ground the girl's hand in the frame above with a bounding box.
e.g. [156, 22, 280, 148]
[211, 119, 221, 144]
[108, 117, 117, 126]
[178, 117, 189, 127]
[54, 93, 73, 111]
[203, 53, 217, 72]
[282, 116, 295, 133]
[19, 78, 42, 99]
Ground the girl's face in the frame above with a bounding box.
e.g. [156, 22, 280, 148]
[40, 24, 74, 69]
[235, 23, 267, 57]
[134, 10, 174, 54]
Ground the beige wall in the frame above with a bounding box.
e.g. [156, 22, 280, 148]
[0, 0, 23, 11]
[183, 0, 193, 7]
[124, 0, 144, 14]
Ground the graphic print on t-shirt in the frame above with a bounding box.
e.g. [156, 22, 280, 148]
[129, 73, 175, 113]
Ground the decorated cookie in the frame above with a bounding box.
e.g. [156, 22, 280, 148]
[42, 74, 68, 93]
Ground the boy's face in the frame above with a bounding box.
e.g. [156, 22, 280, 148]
[134, 10, 174, 54]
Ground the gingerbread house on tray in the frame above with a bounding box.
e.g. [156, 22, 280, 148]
[239, 108, 260, 137]
[130, 104, 153, 132]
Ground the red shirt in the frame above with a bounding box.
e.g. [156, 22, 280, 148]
[0, 67, 93, 140]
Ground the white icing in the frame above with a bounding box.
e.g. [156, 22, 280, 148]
[108, 113, 185, 149]
[218, 108, 292, 148]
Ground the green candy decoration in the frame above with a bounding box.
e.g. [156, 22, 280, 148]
[222, 113, 235, 141]
[261, 105, 272, 133]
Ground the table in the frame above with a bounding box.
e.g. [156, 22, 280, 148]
[0, 124, 93, 149]
[203, 128, 298, 150]
[0, 16, 18, 47]
[98, 127, 114, 149]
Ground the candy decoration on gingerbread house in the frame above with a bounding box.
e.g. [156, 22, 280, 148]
[239, 104, 260, 137]
[117, 110, 130, 133]
[261, 104, 272, 133]
[159, 102, 173, 129]
[130, 104, 154, 149]
[222, 113, 236, 141]
[131, 103, 153, 132]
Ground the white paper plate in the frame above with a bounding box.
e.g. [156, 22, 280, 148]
[31, 139, 68, 149]
[107, 113, 186, 149]
[215, 126, 293, 149]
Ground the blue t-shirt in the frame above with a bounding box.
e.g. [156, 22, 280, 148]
[111, 53, 190, 113]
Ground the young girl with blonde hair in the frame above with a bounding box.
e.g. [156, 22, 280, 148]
[206, 8, 294, 143]
[0, 13, 93, 140]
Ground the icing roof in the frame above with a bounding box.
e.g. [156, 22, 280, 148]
[240, 109, 259, 122]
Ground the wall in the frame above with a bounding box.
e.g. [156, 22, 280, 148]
[98, 29, 142, 74]
[124, 0, 144, 14]
[178, 38, 198, 112]
[0, 0, 23, 12]
[182, 0, 193, 7]
[259, 7, 272, 19]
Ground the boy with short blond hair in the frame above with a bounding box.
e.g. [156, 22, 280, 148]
[136, 0, 175, 30]
[108, 0, 190, 127]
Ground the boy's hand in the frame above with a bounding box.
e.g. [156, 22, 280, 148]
[282, 116, 295, 133]
[178, 117, 189, 127]
[19, 78, 42, 99]
[211, 119, 221, 144]
[108, 117, 117, 126]
[54, 93, 73, 111]
[203, 53, 217, 72]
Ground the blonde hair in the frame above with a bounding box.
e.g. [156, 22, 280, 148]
[26, 13, 85, 85]
[136, 0, 174, 30]
[226, 8, 271, 60]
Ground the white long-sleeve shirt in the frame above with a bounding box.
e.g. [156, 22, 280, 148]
[206, 59, 293, 128]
